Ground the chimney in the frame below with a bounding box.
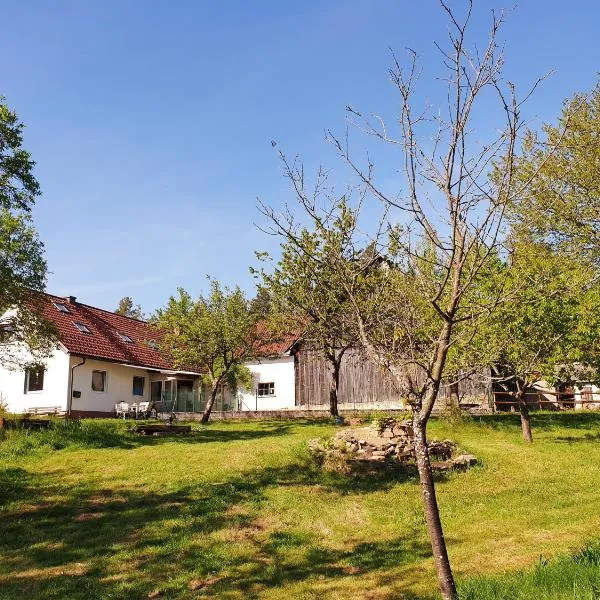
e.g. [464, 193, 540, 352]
[65, 296, 77, 304]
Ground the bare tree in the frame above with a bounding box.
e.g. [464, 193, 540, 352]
[259, 3, 551, 598]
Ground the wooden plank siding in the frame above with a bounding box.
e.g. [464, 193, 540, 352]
[294, 346, 492, 408]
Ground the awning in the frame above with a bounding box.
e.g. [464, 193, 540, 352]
[117, 363, 203, 376]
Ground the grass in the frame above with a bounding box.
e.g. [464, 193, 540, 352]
[0, 418, 136, 459]
[459, 543, 600, 599]
[0, 413, 599, 599]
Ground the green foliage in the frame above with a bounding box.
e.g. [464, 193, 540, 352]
[439, 401, 465, 426]
[469, 239, 600, 392]
[514, 81, 600, 268]
[249, 285, 273, 318]
[155, 280, 261, 398]
[0, 100, 40, 211]
[114, 296, 144, 320]
[224, 361, 254, 394]
[0, 97, 55, 368]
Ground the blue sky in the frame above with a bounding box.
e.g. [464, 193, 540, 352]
[2, 1, 599, 314]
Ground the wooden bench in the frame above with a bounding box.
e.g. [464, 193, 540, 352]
[26, 406, 66, 417]
[134, 424, 192, 436]
[0, 417, 52, 430]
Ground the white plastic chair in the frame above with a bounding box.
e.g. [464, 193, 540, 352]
[137, 401, 150, 419]
[115, 402, 130, 419]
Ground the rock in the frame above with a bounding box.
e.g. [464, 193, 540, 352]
[396, 450, 414, 460]
[309, 422, 475, 473]
[431, 461, 453, 471]
[452, 454, 477, 468]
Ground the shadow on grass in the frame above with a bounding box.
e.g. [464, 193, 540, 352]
[0, 458, 436, 600]
[554, 431, 600, 444]
[0, 467, 35, 509]
[468, 411, 600, 434]
[135, 420, 326, 446]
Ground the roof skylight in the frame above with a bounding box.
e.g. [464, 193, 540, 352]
[117, 332, 134, 343]
[53, 302, 70, 314]
[73, 322, 92, 334]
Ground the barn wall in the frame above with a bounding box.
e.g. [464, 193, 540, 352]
[295, 346, 492, 408]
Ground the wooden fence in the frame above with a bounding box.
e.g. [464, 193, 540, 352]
[494, 388, 600, 411]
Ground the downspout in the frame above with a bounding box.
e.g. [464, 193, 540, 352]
[68, 356, 86, 416]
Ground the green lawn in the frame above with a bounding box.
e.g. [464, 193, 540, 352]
[0, 413, 599, 599]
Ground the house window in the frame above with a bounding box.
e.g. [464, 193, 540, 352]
[24, 366, 44, 393]
[74, 322, 92, 334]
[53, 302, 70, 314]
[118, 332, 134, 343]
[0, 321, 15, 342]
[91, 370, 107, 392]
[257, 382, 275, 397]
[151, 381, 163, 404]
[133, 376, 145, 396]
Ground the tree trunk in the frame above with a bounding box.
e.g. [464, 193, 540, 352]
[329, 361, 341, 417]
[517, 393, 533, 443]
[201, 384, 219, 424]
[412, 412, 458, 600]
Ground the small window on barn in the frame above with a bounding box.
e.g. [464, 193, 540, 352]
[117, 332, 133, 343]
[74, 322, 92, 334]
[257, 382, 275, 397]
[145, 339, 159, 350]
[91, 370, 106, 392]
[24, 366, 45, 393]
[53, 302, 70, 314]
[132, 376, 145, 396]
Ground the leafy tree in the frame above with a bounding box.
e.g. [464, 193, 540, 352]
[470, 240, 600, 442]
[514, 82, 600, 266]
[115, 296, 144, 320]
[255, 197, 360, 417]
[155, 281, 259, 423]
[0, 97, 54, 368]
[248, 285, 273, 319]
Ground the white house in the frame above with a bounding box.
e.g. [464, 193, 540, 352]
[0, 293, 203, 416]
[238, 355, 296, 411]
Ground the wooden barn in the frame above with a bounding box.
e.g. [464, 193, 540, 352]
[238, 339, 493, 412]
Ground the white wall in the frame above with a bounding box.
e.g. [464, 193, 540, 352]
[573, 384, 600, 410]
[70, 357, 152, 413]
[0, 347, 70, 413]
[239, 356, 295, 411]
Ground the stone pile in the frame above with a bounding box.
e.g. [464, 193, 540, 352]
[309, 418, 477, 471]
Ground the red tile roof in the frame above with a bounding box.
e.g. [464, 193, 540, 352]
[251, 321, 302, 357]
[36, 292, 202, 373]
